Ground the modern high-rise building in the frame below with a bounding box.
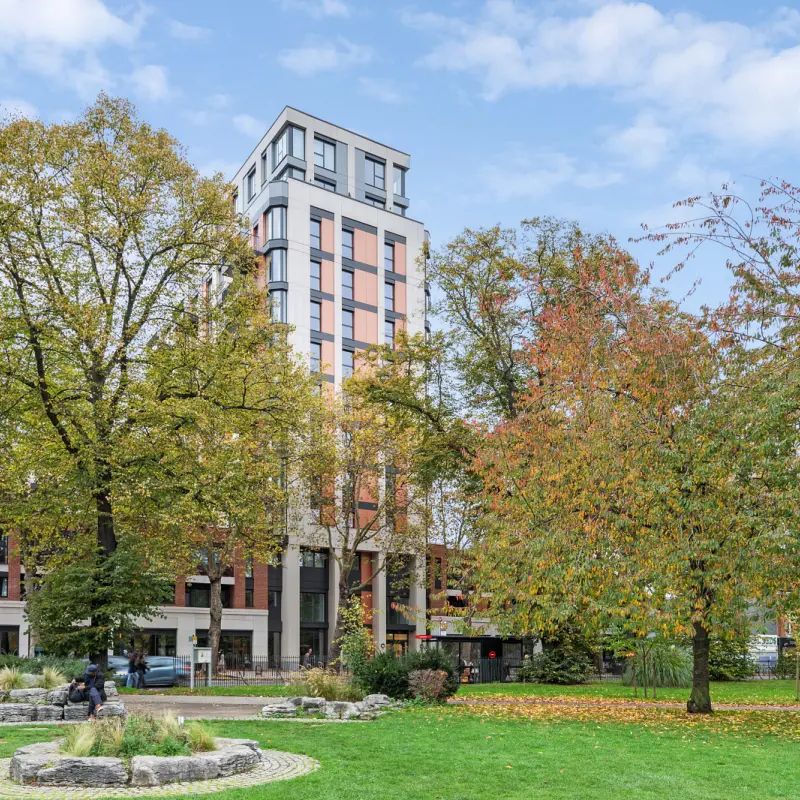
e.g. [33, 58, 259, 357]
[0, 108, 431, 666]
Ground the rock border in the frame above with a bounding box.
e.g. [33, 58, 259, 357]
[262, 693, 396, 720]
[0, 749, 318, 798]
[0, 682, 125, 724]
[9, 737, 268, 789]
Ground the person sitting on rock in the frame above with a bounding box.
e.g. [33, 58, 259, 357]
[82, 664, 106, 719]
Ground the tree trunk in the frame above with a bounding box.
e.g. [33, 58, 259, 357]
[327, 586, 349, 667]
[687, 621, 712, 714]
[209, 575, 223, 676]
[90, 487, 117, 670]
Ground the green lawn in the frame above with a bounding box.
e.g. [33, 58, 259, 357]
[3, 709, 800, 799]
[458, 679, 800, 705]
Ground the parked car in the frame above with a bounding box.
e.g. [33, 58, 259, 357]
[108, 656, 190, 688]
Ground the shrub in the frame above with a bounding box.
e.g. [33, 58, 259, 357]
[334, 595, 374, 674]
[40, 667, 67, 690]
[0, 655, 86, 679]
[517, 649, 594, 685]
[622, 641, 692, 688]
[709, 638, 756, 681]
[290, 667, 362, 701]
[63, 723, 97, 756]
[775, 650, 798, 679]
[408, 669, 448, 702]
[356, 650, 459, 700]
[0, 667, 26, 691]
[62, 714, 216, 759]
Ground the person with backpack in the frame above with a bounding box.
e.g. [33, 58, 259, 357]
[135, 653, 149, 689]
[82, 664, 106, 719]
[126, 651, 139, 688]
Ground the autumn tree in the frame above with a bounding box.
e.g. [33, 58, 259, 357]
[0, 95, 253, 663]
[473, 241, 800, 713]
[135, 279, 315, 670]
[301, 391, 425, 663]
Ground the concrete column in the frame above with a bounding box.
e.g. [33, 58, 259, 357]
[176, 614, 195, 657]
[252, 617, 269, 655]
[371, 554, 387, 653]
[408, 554, 428, 652]
[328, 549, 341, 658]
[281, 543, 300, 666]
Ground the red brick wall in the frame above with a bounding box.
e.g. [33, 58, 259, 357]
[253, 562, 268, 610]
[173, 578, 185, 607]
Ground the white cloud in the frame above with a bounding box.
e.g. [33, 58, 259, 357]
[278, 38, 371, 76]
[482, 147, 622, 201]
[168, 20, 210, 41]
[407, 1, 800, 147]
[606, 113, 671, 169]
[233, 114, 266, 138]
[131, 65, 169, 102]
[0, 0, 142, 96]
[358, 77, 404, 105]
[278, 0, 349, 18]
[0, 97, 37, 119]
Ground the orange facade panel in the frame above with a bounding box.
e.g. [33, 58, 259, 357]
[354, 269, 377, 305]
[320, 258, 335, 294]
[354, 229, 377, 266]
[394, 242, 407, 276]
[354, 309, 378, 344]
[320, 218, 334, 253]
[321, 299, 335, 335]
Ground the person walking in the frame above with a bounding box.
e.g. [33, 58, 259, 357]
[302, 647, 313, 669]
[82, 664, 105, 719]
[135, 653, 149, 689]
[126, 652, 139, 689]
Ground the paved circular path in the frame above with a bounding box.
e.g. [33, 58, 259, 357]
[0, 749, 318, 798]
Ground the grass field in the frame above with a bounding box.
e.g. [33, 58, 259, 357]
[2, 704, 800, 800]
[458, 679, 800, 706]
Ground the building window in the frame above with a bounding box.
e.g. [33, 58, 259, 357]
[385, 319, 395, 348]
[342, 309, 354, 339]
[342, 349, 354, 378]
[231, 191, 238, 214]
[246, 167, 256, 201]
[300, 592, 327, 624]
[310, 341, 321, 373]
[0, 537, 7, 564]
[0, 576, 7, 598]
[272, 129, 287, 165]
[342, 229, 353, 260]
[310, 260, 321, 292]
[365, 195, 384, 208]
[269, 249, 287, 282]
[267, 206, 286, 240]
[292, 126, 305, 160]
[252, 223, 260, 249]
[393, 165, 406, 197]
[342, 269, 353, 300]
[245, 575, 254, 608]
[434, 557, 443, 590]
[311, 301, 321, 331]
[310, 218, 321, 250]
[314, 178, 336, 192]
[384, 282, 395, 311]
[261, 150, 268, 183]
[278, 166, 305, 181]
[301, 549, 328, 569]
[271, 289, 287, 323]
[384, 241, 395, 272]
[314, 137, 335, 170]
[392, 204, 407, 217]
[365, 157, 385, 190]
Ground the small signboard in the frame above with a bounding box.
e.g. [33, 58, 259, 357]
[193, 647, 212, 665]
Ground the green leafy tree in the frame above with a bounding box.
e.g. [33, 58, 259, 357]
[0, 95, 253, 663]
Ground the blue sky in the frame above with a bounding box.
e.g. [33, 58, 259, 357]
[2, 0, 799, 310]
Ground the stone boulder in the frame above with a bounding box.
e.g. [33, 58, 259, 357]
[196, 743, 260, 776]
[0, 704, 36, 722]
[131, 755, 218, 787]
[97, 702, 126, 718]
[9, 741, 60, 784]
[47, 686, 69, 706]
[105, 681, 119, 698]
[63, 703, 90, 721]
[36, 757, 128, 786]
[324, 701, 360, 720]
[261, 701, 297, 718]
[299, 696, 325, 710]
[363, 694, 392, 708]
[9, 688, 49, 705]
[34, 705, 64, 721]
